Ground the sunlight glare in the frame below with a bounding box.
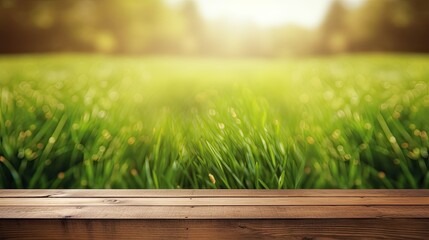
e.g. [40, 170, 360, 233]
[166, 0, 364, 28]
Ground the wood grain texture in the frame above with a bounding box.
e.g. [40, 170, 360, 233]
[2, 189, 429, 198]
[1, 190, 428, 239]
[1, 219, 429, 240]
[1, 196, 429, 206]
[1, 205, 429, 219]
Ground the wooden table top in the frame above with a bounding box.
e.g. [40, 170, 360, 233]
[1, 189, 429, 219]
[1, 190, 429, 239]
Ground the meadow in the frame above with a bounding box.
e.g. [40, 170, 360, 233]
[0, 54, 428, 189]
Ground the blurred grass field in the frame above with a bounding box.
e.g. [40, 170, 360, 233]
[0, 54, 428, 189]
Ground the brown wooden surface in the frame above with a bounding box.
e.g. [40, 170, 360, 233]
[2, 196, 429, 206]
[1, 190, 429, 239]
[2, 205, 429, 219]
[1, 219, 429, 240]
[2, 189, 429, 197]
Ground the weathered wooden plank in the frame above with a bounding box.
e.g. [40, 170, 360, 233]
[1, 205, 429, 219]
[1, 219, 428, 240]
[1, 196, 429, 206]
[1, 190, 428, 239]
[1, 189, 429, 198]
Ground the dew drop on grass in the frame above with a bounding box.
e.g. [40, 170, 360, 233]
[323, 91, 334, 101]
[304, 167, 311, 174]
[355, 179, 362, 186]
[353, 112, 361, 121]
[109, 91, 119, 101]
[18, 131, 26, 140]
[45, 159, 52, 166]
[92, 154, 99, 161]
[306, 136, 315, 145]
[16, 99, 24, 107]
[99, 146, 106, 152]
[208, 173, 216, 184]
[380, 103, 388, 110]
[274, 119, 279, 126]
[209, 109, 216, 116]
[392, 111, 401, 119]
[57, 172, 65, 179]
[343, 154, 351, 160]
[72, 123, 79, 130]
[364, 95, 372, 102]
[45, 112, 53, 119]
[332, 129, 341, 139]
[42, 105, 50, 113]
[24, 130, 31, 137]
[127, 137, 136, 145]
[131, 169, 138, 176]
[421, 149, 428, 158]
[98, 110, 106, 119]
[229, 107, 237, 118]
[55, 81, 64, 90]
[421, 131, 428, 140]
[102, 130, 111, 140]
[57, 103, 65, 111]
[5, 120, 11, 128]
[81, 180, 87, 187]
[407, 151, 417, 159]
[24, 148, 34, 159]
[414, 129, 421, 137]
[337, 110, 345, 118]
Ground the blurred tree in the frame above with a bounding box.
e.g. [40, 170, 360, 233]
[318, 0, 349, 54]
[0, 0, 96, 53]
[0, 0, 180, 54]
[1, 0, 428, 55]
[394, 0, 429, 52]
[271, 25, 315, 57]
[349, 0, 400, 51]
[180, 0, 204, 54]
[347, 0, 429, 53]
[92, 0, 168, 54]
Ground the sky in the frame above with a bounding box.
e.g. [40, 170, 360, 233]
[166, 0, 365, 28]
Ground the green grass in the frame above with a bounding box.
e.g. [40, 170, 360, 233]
[0, 54, 428, 189]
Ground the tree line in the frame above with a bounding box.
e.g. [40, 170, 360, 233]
[318, 0, 429, 54]
[0, 0, 428, 56]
